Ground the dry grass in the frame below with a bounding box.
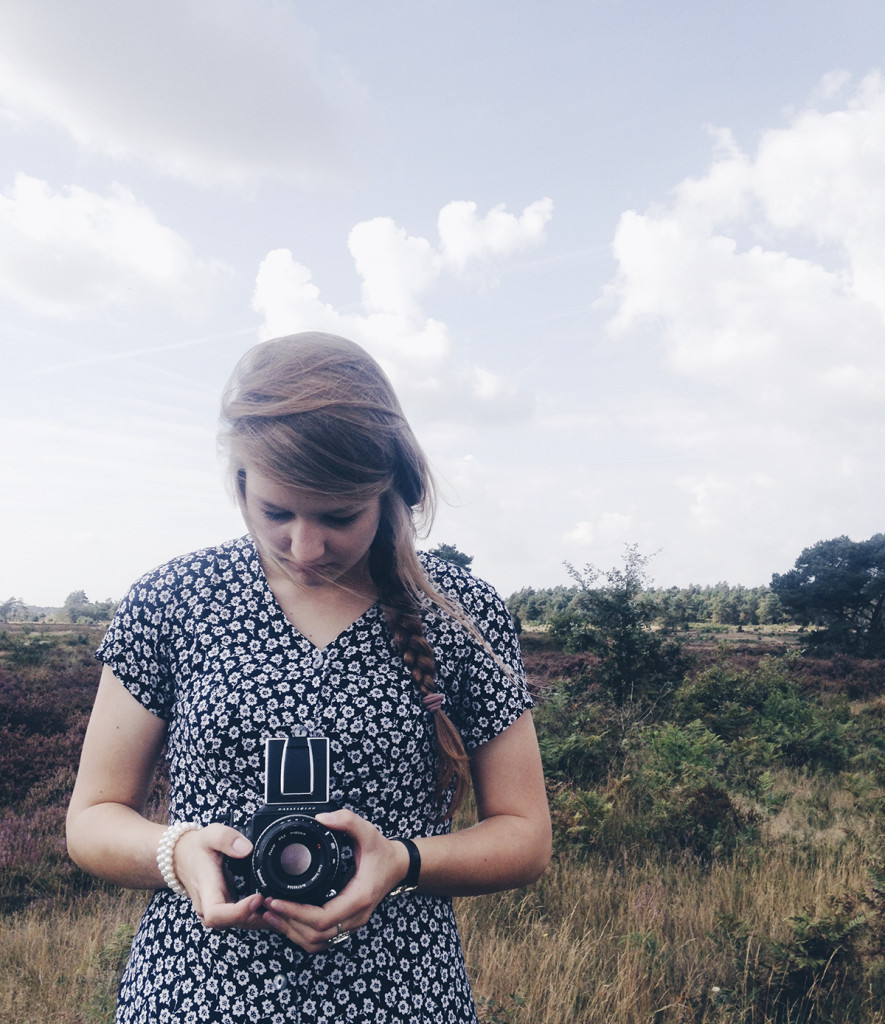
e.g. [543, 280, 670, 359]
[0, 800, 881, 1024]
[0, 890, 145, 1024]
[458, 828, 877, 1024]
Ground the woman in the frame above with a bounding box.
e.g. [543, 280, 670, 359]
[67, 332, 551, 1023]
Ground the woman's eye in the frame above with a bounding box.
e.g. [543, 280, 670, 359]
[324, 513, 360, 528]
[262, 509, 292, 523]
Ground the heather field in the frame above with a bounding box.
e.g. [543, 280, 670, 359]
[3, 623, 885, 1023]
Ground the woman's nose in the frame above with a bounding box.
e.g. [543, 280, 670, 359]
[288, 521, 325, 562]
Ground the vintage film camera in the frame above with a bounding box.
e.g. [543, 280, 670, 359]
[226, 736, 355, 905]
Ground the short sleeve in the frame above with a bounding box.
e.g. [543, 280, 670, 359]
[420, 553, 532, 751]
[96, 565, 182, 719]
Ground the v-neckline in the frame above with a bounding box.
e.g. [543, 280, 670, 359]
[289, 601, 380, 652]
[251, 537, 379, 650]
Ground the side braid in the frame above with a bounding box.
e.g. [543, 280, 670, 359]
[370, 531, 470, 819]
[380, 600, 470, 817]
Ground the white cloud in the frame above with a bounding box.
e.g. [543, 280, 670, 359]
[0, 0, 370, 184]
[0, 174, 228, 317]
[348, 218, 440, 318]
[604, 72, 885, 412]
[252, 198, 548, 414]
[563, 511, 637, 561]
[437, 197, 554, 271]
[462, 366, 517, 402]
[590, 72, 885, 585]
[251, 248, 451, 381]
[752, 72, 885, 315]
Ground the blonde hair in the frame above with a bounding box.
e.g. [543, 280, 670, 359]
[219, 332, 469, 816]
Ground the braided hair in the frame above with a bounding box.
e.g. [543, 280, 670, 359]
[369, 509, 470, 817]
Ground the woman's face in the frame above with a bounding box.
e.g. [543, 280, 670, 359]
[242, 467, 383, 590]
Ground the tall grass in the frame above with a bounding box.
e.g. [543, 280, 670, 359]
[1, 838, 878, 1024]
[3, 625, 885, 1023]
[459, 830, 880, 1024]
[0, 890, 143, 1024]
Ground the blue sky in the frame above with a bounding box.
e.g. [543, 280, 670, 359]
[2, 0, 884, 606]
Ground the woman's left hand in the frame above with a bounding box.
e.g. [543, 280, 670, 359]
[258, 809, 409, 953]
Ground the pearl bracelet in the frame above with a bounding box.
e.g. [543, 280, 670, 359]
[156, 821, 201, 896]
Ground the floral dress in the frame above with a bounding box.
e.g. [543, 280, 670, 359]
[97, 538, 531, 1024]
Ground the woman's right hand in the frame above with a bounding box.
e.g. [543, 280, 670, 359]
[67, 670, 279, 932]
[172, 824, 267, 929]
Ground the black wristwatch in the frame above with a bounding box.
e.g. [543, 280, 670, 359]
[388, 836, 421, 896]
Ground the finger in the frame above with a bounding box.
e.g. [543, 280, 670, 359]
[261, 896, 329, 929]
[262, 910, 347, 954]
[200, 892, 264, 930]
[201, 823, 254, 860]
[174, 825, 254, 920]
[259, 896, 351, 949]
[313, 808, 368, 838]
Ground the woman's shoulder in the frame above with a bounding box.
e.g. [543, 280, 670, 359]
[417, 552, 527, 706]
[123, 536, 257, 604]
[418, 551, 512, 628]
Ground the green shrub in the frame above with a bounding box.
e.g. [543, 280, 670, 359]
[618, 721, 756, 860]
[672, 655, 852, 776]
[547, 784, 612, 852]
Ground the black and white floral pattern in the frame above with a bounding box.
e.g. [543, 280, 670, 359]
[97, 537, 531, 1024]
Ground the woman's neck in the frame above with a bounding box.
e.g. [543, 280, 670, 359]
[261, 556, 378, 648]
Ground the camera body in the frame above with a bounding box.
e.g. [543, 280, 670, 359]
[226, 736, 354, 905]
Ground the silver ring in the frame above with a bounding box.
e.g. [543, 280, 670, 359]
[328, 922, 352, 947]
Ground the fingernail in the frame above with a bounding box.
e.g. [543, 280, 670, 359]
[232, 836, 252, 856]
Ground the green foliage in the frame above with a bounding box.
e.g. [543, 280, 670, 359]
[536, 594, 875, 866]
[548, 546, 691, 707]
[672, 653, 852, 777]
[0, 597, 27, 623]
[62, 591, 118, 624]
[772, 534, 885, 656]
[547, 784, 613, 851]
[475, 992, 527, 1024]
[508, 579, 786, 630]
[616, 721, 756, 861]
[428, 542, 474, 569]
[534, 683, 621, 786]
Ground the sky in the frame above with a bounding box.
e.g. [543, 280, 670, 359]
[2, 0, 884, 607]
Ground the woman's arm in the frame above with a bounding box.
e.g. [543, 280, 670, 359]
[414, 709, 552, 895]
[261, 711, 551, 951]
[66, 665, 171, 887]
[66, 666, 265, 926]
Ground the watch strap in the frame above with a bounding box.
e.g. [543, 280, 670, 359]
[388, 836, 420, 896]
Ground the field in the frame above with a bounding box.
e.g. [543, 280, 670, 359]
[2, 623, 885, 1023]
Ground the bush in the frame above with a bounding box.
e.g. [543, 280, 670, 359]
[549, 547, 692, 708]
[671, 654, 852, 776]
[614, 721, 757, 860]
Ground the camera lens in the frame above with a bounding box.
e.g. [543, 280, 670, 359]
[279, 842, 312, 878]
[252, 815, 342, 903]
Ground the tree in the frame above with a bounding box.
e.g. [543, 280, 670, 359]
[62, 591, 118, 624]
[550, 545, 690, 706]
[428, 542, 473, 570]
[63, 591, 89, 621]
[771, 534, 885, 655]
[0, 596, 26, 623]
